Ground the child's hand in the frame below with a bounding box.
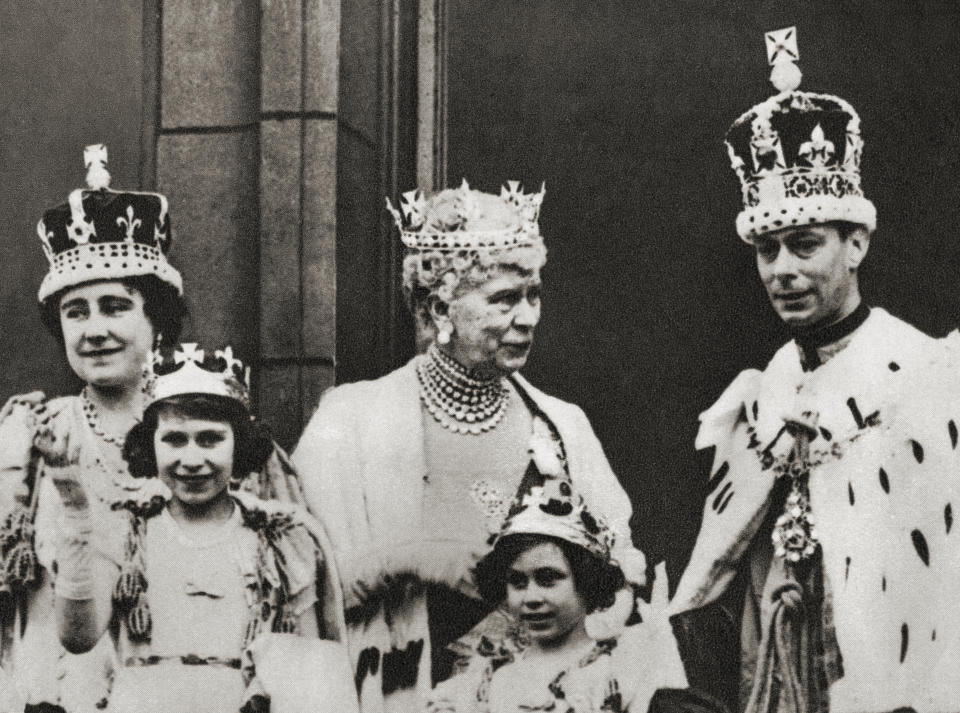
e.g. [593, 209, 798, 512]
[35, 428, 88, 511]
[35, 426, 80, 468]
[0, 391, 45, 423]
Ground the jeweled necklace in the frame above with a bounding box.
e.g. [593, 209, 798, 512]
[81, 382, 155, 503]
[416, 342, 509, 435]
[81, 386, 130, 448]
[81, 370, 155, 449]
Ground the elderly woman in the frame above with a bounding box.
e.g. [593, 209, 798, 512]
[293, 181, 648, 713]
[0, 147, 301, 712]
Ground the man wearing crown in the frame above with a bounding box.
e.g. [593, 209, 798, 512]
[669, 27, 960, 713]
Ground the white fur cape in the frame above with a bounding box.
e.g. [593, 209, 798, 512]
[670, 308, 960, 713]
[292, 359, 648, 713]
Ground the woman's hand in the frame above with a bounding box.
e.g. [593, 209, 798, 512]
[35, 428, 88, 512]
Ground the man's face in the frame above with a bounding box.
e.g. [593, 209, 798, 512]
[753, 224, 866, 328]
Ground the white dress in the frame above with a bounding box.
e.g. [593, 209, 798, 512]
[105, 494, 321, 712]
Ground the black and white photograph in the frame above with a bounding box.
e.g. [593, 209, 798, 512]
[1, 2, 960, 712]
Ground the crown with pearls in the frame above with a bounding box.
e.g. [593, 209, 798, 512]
[149, 343, 250, 409]
[726, 27, 876, 242]
[36, 145, 183, 302]
[386, 179, 545, 252]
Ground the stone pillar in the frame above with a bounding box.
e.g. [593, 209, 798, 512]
[258, 0, 341, 448]
[156, 0, 340, 449]
[156, 0, 261, 362]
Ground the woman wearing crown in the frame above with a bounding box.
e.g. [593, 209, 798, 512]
[292, 181, 654, 713]
[0, 147, 302, 712]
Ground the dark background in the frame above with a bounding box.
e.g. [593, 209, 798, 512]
[0, 1, 145, 399]
[443, 0, 960, 578]
[3, 1, 960, 581]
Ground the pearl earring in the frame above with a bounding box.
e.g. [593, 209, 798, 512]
[437, 328, 451, 345]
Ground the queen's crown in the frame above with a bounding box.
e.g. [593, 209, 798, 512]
[386, 179, 545, 252]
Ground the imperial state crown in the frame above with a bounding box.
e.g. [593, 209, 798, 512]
[725, 27, 876, 241]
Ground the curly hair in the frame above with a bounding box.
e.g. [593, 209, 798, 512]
[39, 274, 187, 349]
[123, 394, 274, 481]
[402, 243, 547, 340]
[474, 533, 625, 613]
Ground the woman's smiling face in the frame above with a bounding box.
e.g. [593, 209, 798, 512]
[59, 280, 155, 388]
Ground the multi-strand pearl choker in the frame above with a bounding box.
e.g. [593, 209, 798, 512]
[416, 343, 509, 435]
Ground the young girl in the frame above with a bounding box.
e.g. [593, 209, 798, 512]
[427, 467, 686, 713]
[38, 344, 354, 713]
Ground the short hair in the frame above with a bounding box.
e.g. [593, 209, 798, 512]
[474, 533, 625, 613]
[402, 244, 547, 341]
[39, 274, 187, 349]
[123, 394, 274, 481]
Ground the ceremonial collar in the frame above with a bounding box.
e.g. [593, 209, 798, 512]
[791, 302, 871, 371]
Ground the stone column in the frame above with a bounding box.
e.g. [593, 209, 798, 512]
[258, 0, 340, 448]
[156, 0, 340, 449]
[156, 1, 261, 367]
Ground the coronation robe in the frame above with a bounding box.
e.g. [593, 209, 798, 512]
[671, 307, 960, 713]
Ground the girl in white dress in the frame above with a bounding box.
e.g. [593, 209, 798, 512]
[39, 344, 353, 713]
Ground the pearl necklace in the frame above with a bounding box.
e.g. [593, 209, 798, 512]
[416, 343, 509, 435]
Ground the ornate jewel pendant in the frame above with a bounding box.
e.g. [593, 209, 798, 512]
[772, 477, 819, 563]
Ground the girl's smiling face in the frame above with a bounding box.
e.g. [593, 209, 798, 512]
[505, 541, 589, 649]
[154, 410, 234, 511]
[59, 280, 155, 388]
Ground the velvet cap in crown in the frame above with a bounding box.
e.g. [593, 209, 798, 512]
[149, 343, 250, 409]
[493, 464, 615, 561]
[726, 27, 876, 242]
[37, 145, 183, 302]
[386, 179, 545, 252]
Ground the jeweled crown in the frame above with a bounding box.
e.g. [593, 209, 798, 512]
[725, 27, 876, 241]
[37, 145, 183, 301]
[149, 343, 250, 409]
[386, 179, 545, 252]
[493, 429, 615, 560]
